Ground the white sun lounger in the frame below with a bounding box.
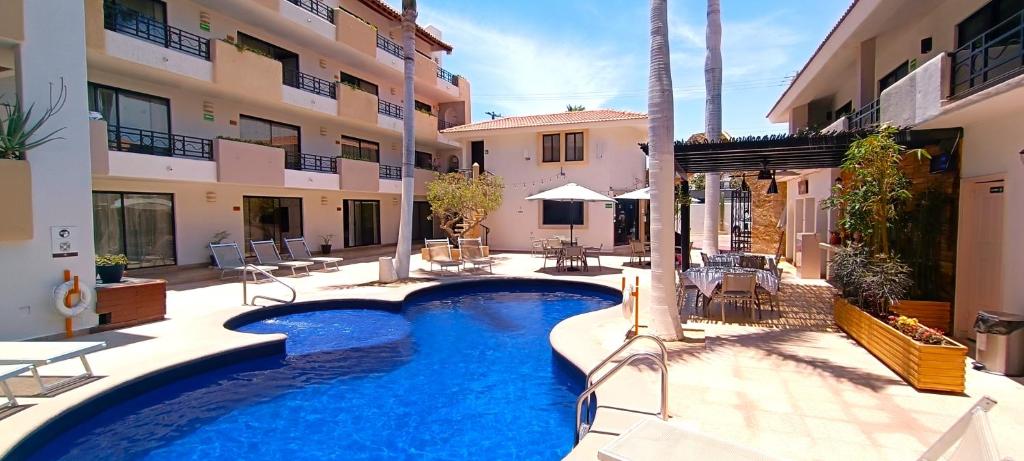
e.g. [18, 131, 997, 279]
[251, 240, 314, 276]
[284, 237, 343, 271]
[0, 341, 106, 394]
[210, 243, 278, 281]
[0, 363, 32, 408]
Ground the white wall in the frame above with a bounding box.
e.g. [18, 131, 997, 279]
[0, 1, 96, 340]
[467, 124, 648, 251]
[783, 169, 838, 262]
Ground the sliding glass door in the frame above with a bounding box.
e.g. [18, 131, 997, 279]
[92, 192, 177, 268]
[343, 200, 380, 247]
[243, 197, 303, 252]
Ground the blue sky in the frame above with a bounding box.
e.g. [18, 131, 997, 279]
[385, 0, 850, 138]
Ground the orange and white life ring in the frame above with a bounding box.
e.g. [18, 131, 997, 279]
[621, 283, 635, 321]
[53, 280, 95, 317]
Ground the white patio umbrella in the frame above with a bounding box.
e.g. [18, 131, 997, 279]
[526, 183, 616, 244]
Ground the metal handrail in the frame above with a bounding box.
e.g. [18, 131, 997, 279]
[574, 351, 668, 446]
[241, 264, 296, 306]
[950, 10, 1024, 98]
[585, 335, 668, 387]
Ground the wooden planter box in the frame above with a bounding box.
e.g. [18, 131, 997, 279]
[0, 159, 33, 240]
[834, 298, 967, 393]
[891, 300, 951, 332]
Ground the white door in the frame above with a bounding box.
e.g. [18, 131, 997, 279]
[958, 180, 1005, 338]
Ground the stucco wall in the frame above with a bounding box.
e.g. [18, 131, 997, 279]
[783, 169, 838, 262]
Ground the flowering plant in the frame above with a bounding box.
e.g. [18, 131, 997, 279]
[887, 315, 946, 345]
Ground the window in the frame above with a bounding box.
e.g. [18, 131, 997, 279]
[239, 115, 300, 154]
[542, 200, 584, 226]
[957, 0, 1024, 48]
[834, 100, 853, 118]
[344, 199, 381, 247]
[93, 192, 176, 268]
[414, 100, 432, 114]
[415, 151, 433, 169]
[340, 136, 379, 162]
[565, 132, 584, 161]
[88, 83, 170, 132]
[878, 61, 910, 93]
[243, 196, 303, 254]
[340, 71, 378, 96]
[110, 0, 167, 22]
[542, 134, 560, 162]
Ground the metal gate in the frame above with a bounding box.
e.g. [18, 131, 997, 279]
[730, 178, 752, 252]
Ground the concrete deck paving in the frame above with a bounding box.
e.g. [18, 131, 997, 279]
[0, 251, 1020, 460]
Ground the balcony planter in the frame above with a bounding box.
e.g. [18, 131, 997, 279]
[96, 254, 129, 284]
[834, 298, 966, 393]
[0, 159, 33, 241]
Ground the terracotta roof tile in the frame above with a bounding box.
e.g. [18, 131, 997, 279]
[357, 0, 453, 52]
[441, 109, 647, 133]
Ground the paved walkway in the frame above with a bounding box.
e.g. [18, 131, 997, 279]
[0, 251, 1020, 460]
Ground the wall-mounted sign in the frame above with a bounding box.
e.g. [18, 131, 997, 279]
[605, 203, 614, 208]
[990, 186, 1004, 194]
[798, 180, 809, 195]
[50, 226, 79, 258]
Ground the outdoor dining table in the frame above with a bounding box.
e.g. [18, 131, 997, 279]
[684, 266, 780, 298]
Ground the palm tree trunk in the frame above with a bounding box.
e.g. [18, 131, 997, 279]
[702, 0, 723, 255]
[648, 0, 684, 341]
[394, 0, 417, 278]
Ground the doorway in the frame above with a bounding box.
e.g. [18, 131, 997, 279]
[343, 199, 381, 247]
[471, 140, 485, 173]
[243, 197, 303, 253]
[957, 178, 1005, 338]
[614, 200, 641, 246]
[412, 201, 438, 242]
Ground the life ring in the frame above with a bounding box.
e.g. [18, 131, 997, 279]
[622, 283, 635, 321]
[53, 281, 95, 317]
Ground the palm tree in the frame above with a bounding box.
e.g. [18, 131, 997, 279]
[394, 0, 417, 278]
[702, 0, 723, 256]
[647, 0, 684, 340]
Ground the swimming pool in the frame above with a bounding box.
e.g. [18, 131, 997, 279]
[27, 280, 619, 460]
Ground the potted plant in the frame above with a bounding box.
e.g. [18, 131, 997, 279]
[320, 234, 334, 255]
[208, 230, 230, 266]
[96, 254, 129, 284]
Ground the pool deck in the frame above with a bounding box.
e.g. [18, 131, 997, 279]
[0, 251, 1022, 460]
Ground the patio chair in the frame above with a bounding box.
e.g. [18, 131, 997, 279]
[459, 238, 493, 273]
[739, 255, 766, 270]
[0, 341, 106, 394]
[425, 239, 462, 273]
[700, 252, 710, 267]
[629, 240, 649, 265]
[715, 272, 759, 322]
[284, 237, 343, 271]
[542, 238, 563, 268]
[1, 364, 31, 408]
[558, 245, 586, 271]
[530, 238, 545, 257]
[584, 243, 604, 269]
[251, 240, 314, 276]
[919, 396, 1008, 461]
[210, 243, 278, 281]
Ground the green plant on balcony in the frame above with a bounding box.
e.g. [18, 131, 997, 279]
[0, 81, 68, 160]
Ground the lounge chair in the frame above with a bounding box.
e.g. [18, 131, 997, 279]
[629, 240, 649, 265]
[1, 364, 32, 408]
[210, 243, 278, 281]
[284, 237, 344, 271]
[0, 341, 106, 394]
[425, 239, 462, 273]
[459, 238, 493, 273]
[249, 240, 312, 277]
[919, 396, 1008, 461]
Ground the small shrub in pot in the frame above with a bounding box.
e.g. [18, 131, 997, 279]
[96, 254, 129, 284]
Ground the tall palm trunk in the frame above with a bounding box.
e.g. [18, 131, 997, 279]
[648, 0, 684, 340]
[702, 0, 723, 255]
[394, 0, 417, 278]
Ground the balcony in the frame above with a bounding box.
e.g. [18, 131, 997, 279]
[284, 152, 338, 190]
[107, 124, 213, 160]
[283, 68, 336, 99]
[414, 110, 437, 140]
[0, 0, 22, 43]
[284, 0, 334, 23]
[414, 167, 436, 195]
[379, 99, 404, 119]
[438, 67, 459, 87]
[379, 164, 402, 180]
[212, 39, 283, 101]
[213, 138, 285, 186]
[950, 10, 1024, 99]
[335, 7, 376, 57]
[415, 51, 437, 82]
[285, 152, 337, 173]
[338, 85, 378, 124]
[103, 2, 210, 60]
[438, 119, 460, 131]
[338, 157, 379, 192]
[91, 120, 216, 182]
[848, 99, 880, 130]
[377, 34, 403, 59]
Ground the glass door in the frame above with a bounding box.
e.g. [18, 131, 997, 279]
[412, 201, 437, 242]
[343, 200, 380, 247]
[92, 192, 177, 268]
[243, 197, 303, 253]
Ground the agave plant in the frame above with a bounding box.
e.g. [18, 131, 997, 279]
[0, 81, 67, 160]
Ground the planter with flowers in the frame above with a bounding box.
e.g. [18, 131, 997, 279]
[96, 254, 129, 284]
[825, 127, 966, 392]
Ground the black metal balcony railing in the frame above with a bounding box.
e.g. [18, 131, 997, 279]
[379, 164, 402, 180]
[950, 11, 1024, 98]
[282, 68, 337, 99]
[103, 2, 211, 61]
[285, 152, 337, 173]
[377, 34, 403, 58]
[437, 67, 459, 86]
[437, 119, 460, 131]
[107, 125, 213, 160]
[378, 99, 404, 119]
[285, 0, 334, 23]
[848, 99, 880, 130]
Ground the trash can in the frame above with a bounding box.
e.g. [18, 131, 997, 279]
[974, 310, 1024, 376]
[378, 257, 397, 283]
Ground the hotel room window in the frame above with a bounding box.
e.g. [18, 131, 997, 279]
[542, 133, 560, 162]
[565, 132, 584, 161]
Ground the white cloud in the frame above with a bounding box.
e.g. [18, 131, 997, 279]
[419, 7, 634, 116]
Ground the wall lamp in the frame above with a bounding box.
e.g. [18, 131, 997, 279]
[766, 171, 779, 195]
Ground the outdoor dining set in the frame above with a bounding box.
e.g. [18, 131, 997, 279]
[682, 252, 782, 322]
[530, 236, 608, 272]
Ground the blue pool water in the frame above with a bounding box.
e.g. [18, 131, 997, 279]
[29, 281, 618, 460]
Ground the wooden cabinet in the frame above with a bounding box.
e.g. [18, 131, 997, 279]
[94, 278, 166, 331]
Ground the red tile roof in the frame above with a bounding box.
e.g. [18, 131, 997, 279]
[357, 0, 453, 52]
[441, 109, 647, 133]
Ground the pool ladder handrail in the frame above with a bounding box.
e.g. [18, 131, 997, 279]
[574, 337, 669, 446]
[241, 264, 297, 306]
[577, 334, 668, 438]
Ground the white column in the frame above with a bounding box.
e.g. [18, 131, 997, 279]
[0, 1, 95, 339]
